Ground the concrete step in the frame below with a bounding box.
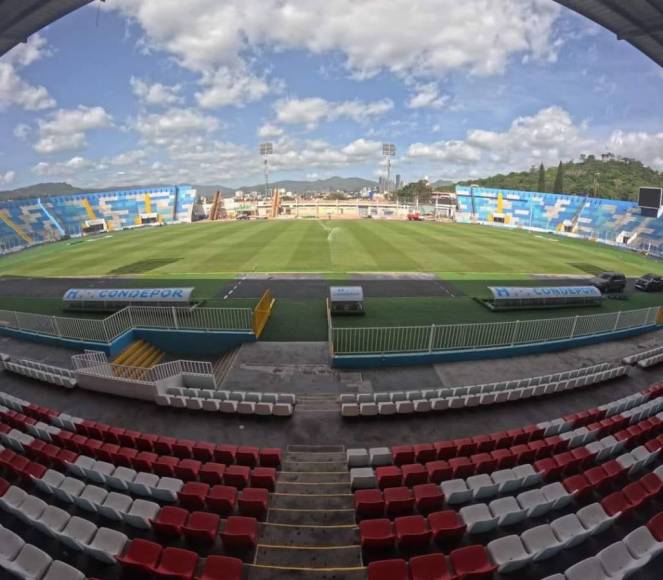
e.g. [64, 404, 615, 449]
[267, 508, 356, 526]
[285, 451, 346, 462]
[278, 471, 350, 484]
[287, 445, 345, 453]
[275, 481, 351, 494]
[282, 462, 347, 474]
[270, 494, 353, 510]
[254, 545, 362, 569]
[248, 565, 365, 579]
[259, 523, 358, 547]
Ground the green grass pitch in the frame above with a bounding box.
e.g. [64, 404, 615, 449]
[0, 220, 661, 278]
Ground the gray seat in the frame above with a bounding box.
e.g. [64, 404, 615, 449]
[54, 477, 86, 504]
[491, 469, 520, 494]
[346, 448, 369, 468]
[369, 447, 392, 466]
[517, 489, 552, 518]
[43, 560, 86, 580]
[0, 486, 28, 513]
[124, 499, 160, 529]
[487, 535, 531, 573]
[551, 514, 590, 548]
[0, 526, 24, 561]
[440, 479, 472, 505]
[85, 527, 129, 565]
[98, 492, 133, 521]
[350, 467, 376, 490]
[577, 502, 615, 535]
[75, 485, 107, 513]
[467, 474, 498, 500]
[57, 516, 97, 551]
[489, 496, 526, 527]
[152, 477, 183, 503]
[35, 469, 65, 495]
[459, 503, 498, 534]
[623, 526, 663, 562]
[34, 505, 69, 537]
[564, 557, 606, 580]
[597, 541, 642, 578]
[4, 544, 52, 580]
[128, 472, 159, 497]
[522, 524, 563, 561]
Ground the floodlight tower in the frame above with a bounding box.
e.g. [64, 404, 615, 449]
[260, 142, 273, 198]
[382, 143, 396, 195]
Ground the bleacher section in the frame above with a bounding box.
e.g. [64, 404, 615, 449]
[455, 185, 663, 250]
[0, 186, 196, 251]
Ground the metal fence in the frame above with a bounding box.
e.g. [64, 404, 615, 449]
[0, 304, 254, 344]
[332, 307, 659, 355]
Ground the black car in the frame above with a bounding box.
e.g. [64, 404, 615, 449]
[589, 272, 627, 294]
[635, 273, 663, 292]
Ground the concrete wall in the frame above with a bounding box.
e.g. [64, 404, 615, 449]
[75, 372, 158, 401]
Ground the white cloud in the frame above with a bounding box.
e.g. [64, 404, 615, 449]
[606, 131, 663, 171]
[104, 0, 561, 81]
[407, 83, 450, 109]
[274, 97, 393, 128]
[34, 106, 113, 154]
[4, 34, 52, 68]
[131, 107, 220, 146]
[258, 123, 283, 138]
[0, 171, 16, 186]
[32, 156, 92, 177]
[196, 66, 274, 108]
[14, 124, 31, 140]
[130, 77, 182, 106]
[0, 63, 55, 111]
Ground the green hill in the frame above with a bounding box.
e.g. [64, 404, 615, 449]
[457, 156, 663, 201]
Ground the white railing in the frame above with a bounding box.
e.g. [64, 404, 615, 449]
[0, 304, 254, 344]
[332, 307, 659, 355]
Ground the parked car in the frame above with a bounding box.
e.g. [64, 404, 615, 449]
[589, 272, 627, 294]
[236, 214, 250, 220]
[635, 273, 663, 292]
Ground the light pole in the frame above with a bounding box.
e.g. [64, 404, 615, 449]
[260, 143, 273, 199]
[382, 143, 395, 196]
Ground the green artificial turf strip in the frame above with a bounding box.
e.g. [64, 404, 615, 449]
[0, 220, 661, 277]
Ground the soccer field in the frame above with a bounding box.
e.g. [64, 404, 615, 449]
[0, 220, 660, 278]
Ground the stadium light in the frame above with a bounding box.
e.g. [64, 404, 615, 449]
[382, 143, 396, 195]
[260, 143, 274, 198]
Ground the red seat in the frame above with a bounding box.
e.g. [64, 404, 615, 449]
[470, 453, 496, 474]
[192, 442, 215, 462]
[490, 449, 515, 469]
[623, 482, 648, 513]
[97, 443, 120, 463]
[119, 429, 141, 448]
[434, 441, 455, 460]
[472, 435, 493, 453]
[453, 438, 476, 457]
[200, 462, 225, 485]
[449, 545, 497, 579]
[220, 516, 258, 551]
[413, 483, 444, 514]
[238, 487, 269, 519]
[354, 489, 385, 518]
[647, 512, 663, 541]
[0, 449, 16, 470]
[176, 459, 202, 481]
[236, 446, 259, 467]
[510, 444, 534, 464]
[449, 457, 473, 478]
[426, 460, 451, 483]
[106, 427, 125, 445]
[508, 428, 528, 445]
[225, 465, 250, 489]
[527, 439, 547, 460]
[414, 444, 436, 464]
[137, 433, 158, 452]
[259, 448, 282, 467]
[522, 425, 545, 441]
[490, 432, 511, 449]
[367, 559, 407, 580]
[360, 518, 395, 549]
[410, 553, 454, 580]
[133, 451, 159, 473]
[402, 463, 428, 487]
[153, 455, 179, 477]
[250, 467, 276, 490]
[377, 465, 403, 489]
[640, 473, 662, 498]
[544, 435, 566, 454]
[428, 510, 466, 544]
[53, 449, 78, 470]
[602, 459, 626, 483]
[117, 538, 162, 574]
[213, 444, 237, 465]
[8, 455, 30, 476]
[534, 457, 562, 480]
[392, 445, 415, 466]
[178, 482, 210, 511]
[22, 461, 46, 481]
[174, 439, 195, 459]
[115, 447, 138, 468]
[384, 486, 414, 517]
[394, 515, 432, 550]
[154, 506, 188, 538]
[563, 474, 592, 500]
[207, 485, 237, 516]
[26, 440, 46, 460]
[601, 491, 629, 517]
[153, 546, 198, 580]
[555, 451, 580, 474]
[183, 511, 221, 543]
[80, 438, 103, 457]
[155, 436, 177, 455]
[197, 555, 243, 580]
[570, 447, 593, 469]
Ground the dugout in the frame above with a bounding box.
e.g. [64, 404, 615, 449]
[483, 286, 603, 311]
[63, 287, 195, 312]
[329, 286, 365, 315]
[82, 219, 107, 235]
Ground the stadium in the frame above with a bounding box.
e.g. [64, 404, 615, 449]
[2, 2, 663, 580]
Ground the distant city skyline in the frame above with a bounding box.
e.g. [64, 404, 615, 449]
[1, 1, 663, 191]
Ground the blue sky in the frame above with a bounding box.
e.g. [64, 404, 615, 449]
[1, 0, 663, 190]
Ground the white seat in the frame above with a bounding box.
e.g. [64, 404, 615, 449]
[54, 477, 85, 503]
[413, 399, 431, 413]
[430, 398, 450, 411]
[75, 485, 108, 513]
[522, 524, 563, 561]
[597, 541, 642, 578]
[87, 460, 115, 484]
[542, 482, 573, 510]
[17, 496, 48, 526]
[35, 469, 65, 495]
[273, 403, 293, 416]
[341, 403, 360, 417]
[98, 492, 133, 521]
[33, 505, 69, 537]
[219, 400, 238, 413]
[369, 447, 392, 466]
[124, 499, 160, 528]
[202, 399, 220, 412]
[346, 449, 369, 468]
[57, 516, 97, 551]
[489, 496, 527, 527]
[350, 467, 376, 490]
[43, 560, 86, 580]
[106, 466, 137, 491]
[564, 557, 607, 580]
[440, 479, 472, 505]
[490, 469, 520, 494]
[128, 472, 159, 497]
[152, 477, 183, 502]
[86, 527, 129, 564]
[0, 485, 27, 513]
[255, 402, 273, 416]
[467, 474, 498, 500]
[0, 526, 25, 561]
[517, 489, 552, 518]
[186, 397, 204, 410]
[551, 513, 590, 548]
[237, 401, 255, 415]
[4, 544, 52, 580]
[396, 401, 414, 414]
[360, 403, 379, 416]
[512, 464, 541, 487]
[67, 455, 95, 479]
[459, 503, 498, 534]
[623, 526, 663, 562]
[487, 535, 531, 573]
[577, 502, 615, 535]
[378, 402, 396, 415]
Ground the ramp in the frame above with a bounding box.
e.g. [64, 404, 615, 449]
[0, 210, 33, 245]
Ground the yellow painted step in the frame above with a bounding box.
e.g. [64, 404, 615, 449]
[113, 341, 144, 365]
[122, 342, 152, 367]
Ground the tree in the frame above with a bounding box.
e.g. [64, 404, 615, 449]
[537, 163, 546, 193]
[552, 161, 565, 193]
[397, 180, 433, 203]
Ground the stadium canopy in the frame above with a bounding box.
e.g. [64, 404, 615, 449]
[0, 0, 95, 58]
[556, 0, 663, 68]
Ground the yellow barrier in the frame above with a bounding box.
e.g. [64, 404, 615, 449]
[253, 289, 275, 338]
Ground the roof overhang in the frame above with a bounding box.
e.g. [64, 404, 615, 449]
[0, 0, 95, 58]
[556, 0, 663, 68]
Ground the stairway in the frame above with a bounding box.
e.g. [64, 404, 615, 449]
[250, 445, 364, 578]
[213, 347, 240, 387]
[112, 340, 165, 379]
[0, 210, 33, 245]
[294, 394, 341, 414]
